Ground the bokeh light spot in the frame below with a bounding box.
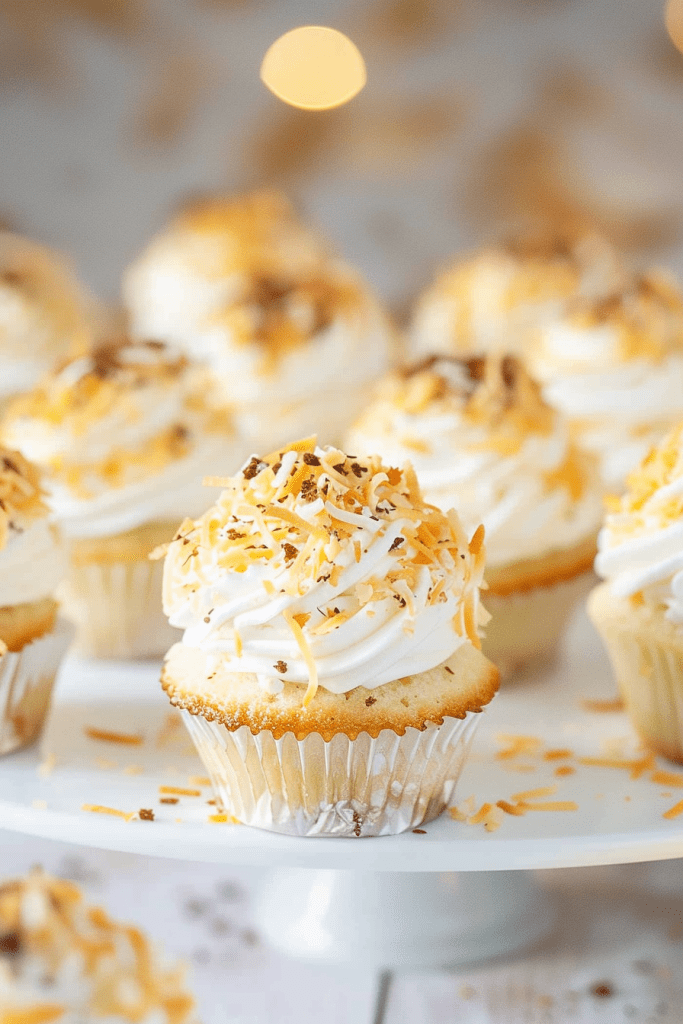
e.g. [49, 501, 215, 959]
[665, 0, 683, 54]
[260, 26, 366, 111]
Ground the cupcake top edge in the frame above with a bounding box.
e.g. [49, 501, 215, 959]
[161, 437, 488, 702]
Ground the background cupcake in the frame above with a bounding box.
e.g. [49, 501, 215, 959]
[159, 439, 498, 836]
[124, 189, 395, 454]
[348, 354, 604, 676]
[1, 337, 236, 660]
[0, 446, 71, 753]
[410, 230, 624, 362]
[0, 867, 197, 1022]
[0, 232, 95, 409]
[527, 270, 683, 492]
[589, 422, 683, 763]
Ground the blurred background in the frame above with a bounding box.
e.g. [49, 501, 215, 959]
[1, 0, 682, 315]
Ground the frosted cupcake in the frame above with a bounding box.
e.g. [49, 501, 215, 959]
[0, 232, 94, 407]
[528, 271, 683, 491]
[2, 338, 236, 659]
[124, 189, 395, 453]
[0, 867, 197, 1023]
[0, 446, 71, 753]
[159, 438, 498, 836]
[589, 423, 683, 762]
[348, 355, 604, 676]
[411, 230, 624, 361]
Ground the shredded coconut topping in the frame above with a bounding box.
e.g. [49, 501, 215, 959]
[0, 447, 48, 552]
[162, 438, 487, 702]
[2, 336, 233, 501]
[0, 868, 197, 1023]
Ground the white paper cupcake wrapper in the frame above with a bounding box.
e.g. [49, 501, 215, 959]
[589, 598, 683, 763]
[483, 570, 594, 679]
[181, 710, 483, 837]
[60, 557, 180, 660]
[0, 617, 74, 755]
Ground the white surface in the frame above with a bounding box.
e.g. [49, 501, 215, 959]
[254, 869, 555, 968]
[2, 603, 683, 870]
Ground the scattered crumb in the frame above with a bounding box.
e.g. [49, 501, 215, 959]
[208, 814, 240, 824]
[37, 753, 57, 778]
[554, 765, 576, 777]
[159, 786, 201, 797]
[160, 797, 179, 805]
[581, 698, 624, 713]
[412, 828, 427, 834]
[84, 726, 143, 746]
[590, 982, 614, 998]
[139, 808, 154, 821]
[543, 748, 573, 761]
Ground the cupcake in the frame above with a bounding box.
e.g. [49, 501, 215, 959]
[348, 354, 604, 676]
[589, 423, 683, 763]
[159, 438, 498, 836]
[0, 232, 94, 408]
[0, 867, 197, 1022]
[123, 189, 395, 454]
[411, 231, 683, 493]
[411, 229, 624, 361]
[1, 337, 236, 660]
[527, 270, 683, 492]
[0, 446, 71, 753]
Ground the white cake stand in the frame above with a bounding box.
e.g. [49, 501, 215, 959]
[2, 606, 682, 968]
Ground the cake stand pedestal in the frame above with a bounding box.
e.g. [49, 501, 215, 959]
[254, 868, 554, 968]
[2, 608, 683, 968]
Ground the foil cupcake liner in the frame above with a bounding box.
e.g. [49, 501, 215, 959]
[483, 570, 594, 679]
[61, 557, 180, 660]
[0, 617, 74, 756]
[180, 710, 483, 837]
[589, 586, 683, 763]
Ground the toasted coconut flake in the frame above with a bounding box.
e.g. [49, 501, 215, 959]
[84, 727, 144, 746]
[82, 804, 136, 822]
[663, 799, 683, 820]
[283, 608, 318, 705]
[510, 785, 558, 802]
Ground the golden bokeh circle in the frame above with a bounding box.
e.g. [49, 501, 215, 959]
[260, 26, 366, 111]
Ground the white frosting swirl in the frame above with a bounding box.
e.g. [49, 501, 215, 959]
[348, 356, 602, 568]
[0, 518, 66, 606]
[162, 443, 486, 696]
[123, 189, 329, 348]
[410, 233, 624, 361]
[124, 193, 393, 449]
[1, 340, 238, 540]
[595, 423, 683, 623]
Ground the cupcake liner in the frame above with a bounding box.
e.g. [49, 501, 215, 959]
[0, 617, 74, 756]
[60, 557, 180, 660]
[483, 570, 594, 679]
[180, 709, 482, 836]
[589, 587, 683, 763]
